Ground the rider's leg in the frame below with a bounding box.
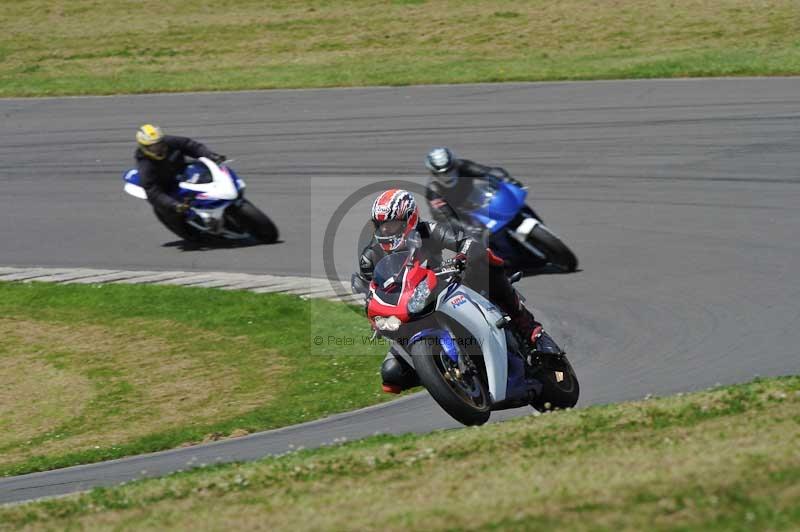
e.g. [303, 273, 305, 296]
[484, 251, 565, 356]
[487, 262, 541, 341]
[462, 248, 561, 355]
[380, 347, 419, 393]
[153, 204, 196, 241]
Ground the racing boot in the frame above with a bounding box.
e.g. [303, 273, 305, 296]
[508, 303, 564, 365]
[380, 351, 420, 394]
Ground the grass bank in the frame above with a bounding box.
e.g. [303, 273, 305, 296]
[2, 376, 798, 530]
[1, 0, 798, 97]
[0, 281, 384, 477]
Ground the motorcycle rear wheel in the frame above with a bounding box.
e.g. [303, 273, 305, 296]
[228, 199, 279, 244]
[411, 341, 491, 426]
[527, 224, 578, 272]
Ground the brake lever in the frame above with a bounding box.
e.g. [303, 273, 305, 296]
[435, 268, 460, 277]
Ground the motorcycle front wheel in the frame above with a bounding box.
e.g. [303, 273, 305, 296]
[228, 199, 279, 244]
[527, 224, 578, 272]
[411, 340, 491, 426]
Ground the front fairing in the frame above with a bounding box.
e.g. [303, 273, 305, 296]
[467, 181, 527, 234]
[177, 159, 244, 209]
[368, 252, 438, 324]
[121, 161, 246, 205]
[436, 286, 509, 402]
[122, 168, 147, 199]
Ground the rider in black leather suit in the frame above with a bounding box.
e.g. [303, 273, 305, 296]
[357, 189, 551, 393]
[424, 147, 524, 233]
[134, 124, 226, 236]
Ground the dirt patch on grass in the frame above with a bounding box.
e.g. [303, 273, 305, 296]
[0, 340, 92, 445]
[0, 317, 284, 467]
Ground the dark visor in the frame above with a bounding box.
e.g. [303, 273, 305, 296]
[376, 220, 405, 237]
[147, 142, 168, 157]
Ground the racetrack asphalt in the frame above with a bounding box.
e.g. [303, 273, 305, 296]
[1, 77, 799, 503]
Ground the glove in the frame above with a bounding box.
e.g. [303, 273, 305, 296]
[504, 176, 524, 188]
[174, 198, 191, 214]
[452, 253, 467, 268]
[210, 153, 227, 165]
[455, 238, 486, 268]
[489, 167, 523, 188]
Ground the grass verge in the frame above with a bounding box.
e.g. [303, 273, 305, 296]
[2, 375, 798, 530]
[1, 0, 799, 97]
[0, 281, 384, 477]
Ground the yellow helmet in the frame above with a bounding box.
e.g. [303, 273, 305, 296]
[136, 124, 167, 160]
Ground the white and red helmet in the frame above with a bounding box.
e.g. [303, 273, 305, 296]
[371, 189, 420, 252]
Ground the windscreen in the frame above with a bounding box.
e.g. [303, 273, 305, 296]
[372, 251, 410, 305]
[464, 181, 498, 212]
[181, 163, 213, 184]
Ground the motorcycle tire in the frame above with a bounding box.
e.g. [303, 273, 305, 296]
[527, 224, 578, 272]
[229, 199, 279, 244]
[529, 356, 580, 412]
[411, 341, 491, 426]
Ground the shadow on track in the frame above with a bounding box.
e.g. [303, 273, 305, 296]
[162, 238, 284, 252]
[517, 266, 583, 277]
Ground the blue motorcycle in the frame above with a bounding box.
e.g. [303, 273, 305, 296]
[458, 177, 578, 274]
[123, 157, 278, 244]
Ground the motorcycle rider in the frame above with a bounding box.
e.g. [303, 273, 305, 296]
[357, 188, 560, 394]
[134, 124, 226, 236]
[424, 147, 524, 232]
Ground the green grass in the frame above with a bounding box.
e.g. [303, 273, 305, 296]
[0, 281, 386, 477]
[1, 0, 799, 97]
[2, 376, 798, 530]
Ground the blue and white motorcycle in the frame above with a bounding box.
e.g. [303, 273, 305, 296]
[123, 157, 278, 244]
[457, 177, 578, 274]
[362, 232, 579, 426]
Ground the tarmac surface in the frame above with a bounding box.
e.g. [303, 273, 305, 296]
[1, 77, 799, 503]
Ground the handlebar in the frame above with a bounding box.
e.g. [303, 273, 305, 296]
[434, 257, 466, 277]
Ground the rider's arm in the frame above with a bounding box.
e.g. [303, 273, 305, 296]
[426, 183, 464, 230]
[165, 135, 217, 160]
[358, 244, 382, 281]
[457, 159, 493, 177]
[138, 159, 182, 212]
[424, 221, 486, 265]
[487, 166, 524, 188]
[463, 160, 523, 187]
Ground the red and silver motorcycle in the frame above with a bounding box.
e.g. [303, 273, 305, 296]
[359, 232, 579, 426]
